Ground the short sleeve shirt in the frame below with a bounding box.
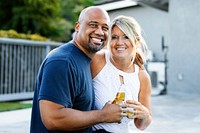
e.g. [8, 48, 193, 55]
[30, 42, 94, 133]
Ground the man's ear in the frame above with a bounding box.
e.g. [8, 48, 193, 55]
[74, 22, 80, 32]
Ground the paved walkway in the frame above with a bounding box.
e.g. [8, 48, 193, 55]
[0, 108, 31, 133]
[0, 92, 200, 133]
[147, 93, 200, 133]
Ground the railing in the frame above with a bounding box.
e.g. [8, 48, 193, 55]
[0, 37, 63, 102]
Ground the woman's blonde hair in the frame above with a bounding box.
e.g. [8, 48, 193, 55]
[108, 15, 148, 68]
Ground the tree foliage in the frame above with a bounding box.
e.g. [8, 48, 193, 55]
[61, 0, 94, 24]
[0, 0, 96, 42]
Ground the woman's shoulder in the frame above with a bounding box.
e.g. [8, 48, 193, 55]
[96, 49, 106, 57]
[138, 67, 151, 84]
[90, 49, 107, 78]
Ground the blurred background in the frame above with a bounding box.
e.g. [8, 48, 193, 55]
[1, 0, 200, 101]
[0, 0, 200, 132]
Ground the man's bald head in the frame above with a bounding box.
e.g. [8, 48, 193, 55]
[73, 6, 110, 58]
[78, 6, 110, 23]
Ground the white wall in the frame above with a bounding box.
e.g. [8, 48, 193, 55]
[168, 0, 200, 94]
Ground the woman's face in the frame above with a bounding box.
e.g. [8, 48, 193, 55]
[110, 26, 135, 60]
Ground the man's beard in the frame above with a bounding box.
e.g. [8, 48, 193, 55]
[88, 42, 105, 53]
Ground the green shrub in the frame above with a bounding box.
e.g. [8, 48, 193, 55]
[0, 30, 48, 41]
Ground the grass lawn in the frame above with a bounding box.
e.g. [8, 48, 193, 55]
[0, 101, 32, 112]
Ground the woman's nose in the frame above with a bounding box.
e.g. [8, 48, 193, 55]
[117, 38, 125, 45]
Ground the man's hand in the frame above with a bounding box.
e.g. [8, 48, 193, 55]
[101, 101, 122, 123]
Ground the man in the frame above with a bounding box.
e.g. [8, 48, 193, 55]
[30, 6, 123, 133]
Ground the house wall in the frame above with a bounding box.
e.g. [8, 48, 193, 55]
[169, 0, 200, 94]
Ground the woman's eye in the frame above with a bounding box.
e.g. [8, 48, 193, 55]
[111, 36, 117, 40]
[124, 35, 129, 39]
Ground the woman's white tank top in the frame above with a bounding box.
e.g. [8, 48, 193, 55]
[93, 51, 140, 133]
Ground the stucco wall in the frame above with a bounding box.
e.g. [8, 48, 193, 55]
[168, 0, 200, 94]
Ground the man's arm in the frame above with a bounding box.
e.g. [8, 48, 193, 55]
[40, 100, 122, 131]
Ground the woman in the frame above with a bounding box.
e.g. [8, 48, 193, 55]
[91, 15, 152, 133]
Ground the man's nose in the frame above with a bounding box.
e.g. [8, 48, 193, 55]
[95, 27, 104, 35]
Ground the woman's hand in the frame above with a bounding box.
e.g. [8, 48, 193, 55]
[125, 100, 150, 120]
[125, 100, 152, 130]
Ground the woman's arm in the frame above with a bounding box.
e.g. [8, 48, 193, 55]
[126, 68, 152, 130]
[135, 68, 152, 130]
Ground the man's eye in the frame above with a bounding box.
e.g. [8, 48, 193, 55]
[102, 27, 109, 31]
[89, 23, 97, 27]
